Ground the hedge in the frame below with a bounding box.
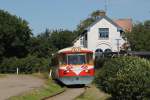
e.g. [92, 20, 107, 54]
[95, 56, 150, 100]
[0, 55, 50, 74]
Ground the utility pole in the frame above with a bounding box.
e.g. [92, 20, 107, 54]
[105, 0, 107, 12]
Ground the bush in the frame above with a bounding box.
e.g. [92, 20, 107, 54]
[94, 57, 107, 69]
[0, 55, 50, 74]
[95, 56, 150, 100]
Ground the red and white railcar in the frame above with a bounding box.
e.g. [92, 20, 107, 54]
[51, 47, 94, 85]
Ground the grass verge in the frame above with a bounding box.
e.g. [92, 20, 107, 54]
[0, 74, 7, 78]
[75, 85, 111, 100]
[9, 73, 64, 100]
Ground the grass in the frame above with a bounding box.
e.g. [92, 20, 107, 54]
[0, 74, 7, 78]
[75, 85, 111, 100]
[9, 73, 64, 100]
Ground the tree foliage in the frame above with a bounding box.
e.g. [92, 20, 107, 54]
[28, 29, 54, 58]
[0, 55, 49, 74]
[125, 20, 150, 51]
[49, 29, 76, 50]
[77, 10, 102, 33]
[28, 29, 76, 58]
[0, 10, 32, 58]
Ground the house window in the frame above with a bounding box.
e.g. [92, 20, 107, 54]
[99, 28, 109, 38]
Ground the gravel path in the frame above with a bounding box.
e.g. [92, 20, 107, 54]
[0, 75, 44, 100]
[47, 88, 85, 100]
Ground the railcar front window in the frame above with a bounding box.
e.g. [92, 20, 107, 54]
[87, 53, 93, 65]
[68, 54, 86, 65]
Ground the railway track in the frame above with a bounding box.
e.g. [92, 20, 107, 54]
[42, 86, 87, 100]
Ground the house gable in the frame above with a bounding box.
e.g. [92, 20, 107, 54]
[87, 17, 123, 52]
[73, 16, 122, 45]
[86, 16, 123, 32]
[73, 11, 129, 52]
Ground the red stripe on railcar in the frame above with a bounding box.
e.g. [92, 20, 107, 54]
[58, 68, 94, 77]
[60, 50, 93, 54]
[58, 69, 76, 77]
[79, 69, 94, 76]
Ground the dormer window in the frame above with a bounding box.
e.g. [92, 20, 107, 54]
[99, 28, 109, 39]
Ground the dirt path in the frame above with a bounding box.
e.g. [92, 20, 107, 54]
[47, 88, 85, 100]
[0, 75, 44, 100]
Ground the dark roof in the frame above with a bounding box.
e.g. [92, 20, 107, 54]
[86, 16, 123, 31]
[72, 30, 87, 43]
[127, 51, 150, 56]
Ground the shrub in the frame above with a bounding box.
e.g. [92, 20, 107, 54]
[94, 57, 107, 69]
[0, 57, 18, 73]
[95, 56, 150, 100]
[0, 55, 50, 74]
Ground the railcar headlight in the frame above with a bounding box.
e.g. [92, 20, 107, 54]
[85, 70, 88, 72]
[66, 70, 70, 73]
[64, 70, 69, 74]
[85, 69, 90, 73]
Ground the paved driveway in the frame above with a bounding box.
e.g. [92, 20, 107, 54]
[0, 75, 44, 100]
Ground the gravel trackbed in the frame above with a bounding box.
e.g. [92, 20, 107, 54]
[0, 75, 44, 100]
[46, 88, 85, 100]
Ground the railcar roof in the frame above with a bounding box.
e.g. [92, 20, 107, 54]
[58, 47, 93, 54]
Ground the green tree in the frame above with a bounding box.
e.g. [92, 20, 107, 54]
[77, 10, 103, 34]
[28, 35, 54, 58]
[49, 29, 76, 50]
[0, 10, 32, 58]
[125, 20, 150, 51]
[29, 29, 76, 58]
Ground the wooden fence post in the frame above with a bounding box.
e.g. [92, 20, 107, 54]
[49, 69, 52, 78]
[17, 67, 19, 75]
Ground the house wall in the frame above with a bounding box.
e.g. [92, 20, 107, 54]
[74, 18, 125, 52]
[74, 38, 81, 47]
[87, 18, 125, 52]
[73, 37, 85, 48]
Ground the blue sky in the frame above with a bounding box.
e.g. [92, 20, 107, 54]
[0, 0, 150, 35]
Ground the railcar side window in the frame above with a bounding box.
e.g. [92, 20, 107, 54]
[59, 54, 67, 65]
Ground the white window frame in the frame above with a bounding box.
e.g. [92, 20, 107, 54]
[99, 28, 109, 39]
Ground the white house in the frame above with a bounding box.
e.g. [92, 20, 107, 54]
[73, 11, 132, 53]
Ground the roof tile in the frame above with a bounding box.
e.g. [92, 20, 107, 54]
[114, 19, 132, 32]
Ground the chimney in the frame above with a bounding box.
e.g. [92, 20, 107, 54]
[98, 10, 106, 16]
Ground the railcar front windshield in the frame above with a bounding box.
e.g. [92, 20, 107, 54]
[67, 54, 86, 65]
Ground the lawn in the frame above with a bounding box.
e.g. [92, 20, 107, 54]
[0, 74, 7, 78]
[75, 85, 110, 100]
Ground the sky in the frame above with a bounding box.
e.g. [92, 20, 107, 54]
[0, 0, 150, 35]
